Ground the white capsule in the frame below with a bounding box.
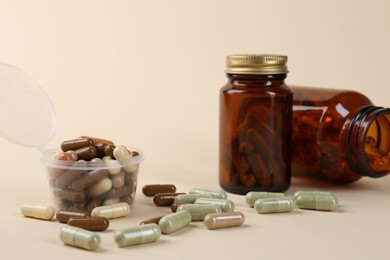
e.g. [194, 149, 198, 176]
[87, 177, 112, 197]
[103, 157, 122, 175]
[113, 145, 138, 173]
[60, 226, 101, 251]
[91, 202, 130, 219]
[21, 204, 55, 220]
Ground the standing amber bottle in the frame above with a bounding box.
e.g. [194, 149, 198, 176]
[219, 54, 292, 195]
[292, 86, 390, 184]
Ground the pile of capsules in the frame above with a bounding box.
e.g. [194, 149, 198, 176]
[245, 190, 339, 213]
[45, 136, 139, 211]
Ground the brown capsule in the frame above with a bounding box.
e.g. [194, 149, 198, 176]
[54, 169, 85, 189]
[61, 138, 94, 152]
[153, 193, 185, 206]
[94, 143, 108, 158]
[78, 136, 114, 145]
[71, 169, 108, 191]
[56, 210, 91, 223]
[53, 188, 86, 203]
[105, 185, 133, 199]
[104, 144, 115, 158]
[67, 216, 109, 231]
[142, 184, 177, 196]
[139, 215, 165, 225]
[87, 198, 103, 212]
[171, 202, 189, 213]
[247, 152, 273, 187]
[75, 146, 97, 161]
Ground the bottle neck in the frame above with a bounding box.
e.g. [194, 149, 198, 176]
[226, 73, 287, 86]
[346, 106, 390, 177]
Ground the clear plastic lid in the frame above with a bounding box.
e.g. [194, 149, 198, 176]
[0, 61, 56, 149]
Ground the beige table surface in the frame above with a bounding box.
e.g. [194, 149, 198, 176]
[1, 1, 390, 259]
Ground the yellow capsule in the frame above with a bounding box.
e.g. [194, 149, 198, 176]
[21, 205, 55, 220]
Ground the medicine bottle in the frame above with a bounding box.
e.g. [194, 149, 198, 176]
[219, 54, 292, 195]
[292, 86, 390, 184]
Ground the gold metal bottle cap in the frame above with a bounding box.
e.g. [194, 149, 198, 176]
[225, 54, 288, 75]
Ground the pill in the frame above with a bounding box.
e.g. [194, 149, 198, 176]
[103, 157, 122, 175]
[295, 194, 338, 211]
[54, 168, 85, 189]
[177, 204, 222, 221]
[111, 170, 126, 188]
[254, 197, 295, 214]
[245, 191, 286, 207]
[56, 210, 91, 223]
[113, 145, 137, 172]
[140, 215, 166, 225]
[53, 188, 86, 202]
[94, 143, 108, 158]
[78, 136, 114, 145]
[60, 226, 101, 251]
[114, 223, 161, 247]
[171, 202, 189, 213]
[153, 193, 185, 206]
[61, 138, 94, 152]
[87, 177, 112, 197]
[293, 190, 335, 200]
[105, 185, 133, 199]
[71, 169, 108, 191]
[174, 193, 213, 204]
[86, 199, 103, 212]
[56, 151, 77, 161]
[203, 211, 245, 230]
[91, 202, 130, 219]
[68, 216, 110, 231]
[21, 205, 55, 220]
[74, 146, 97, 161]
[189, 188, 227, 199]
[158, 210, 192, 234]
[104, 144, 115, 158]
[103, 198, 121, 205]
[195, 198, 235, 212]
[142, 184, 177, 196]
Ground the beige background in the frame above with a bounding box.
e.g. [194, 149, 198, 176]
[1, 0, 390, 259]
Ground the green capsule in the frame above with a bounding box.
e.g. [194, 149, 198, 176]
[245, 192, 285, 207]
[114, 223, 161, 247]
[254, 197, 295, 214]
[195, 198, 235, 212]
[295, 194, 338, 211]
[158, 210, 192, 234]
[174, 193, 213, 203]
[293, 190, 335, 200]
[60, 226, 101, 251]
[189, 188, 228, 199]
[176, 204, 221, 221]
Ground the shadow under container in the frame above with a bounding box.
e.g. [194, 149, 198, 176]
[41, 147, 144, 212]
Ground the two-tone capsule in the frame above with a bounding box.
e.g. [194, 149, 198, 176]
[245, 192, 285, 207]
[295, 193, 338, 211]
[189, 188, 227, 199]
[176, 204, 221, 221]
[158, 210, 192, 234]
[91, 202, 130, 219]
[203, 212, 245, 230]
[60, 226, 101, 251]
[21, 205, 56, 220]
[254, 197, 295, 214]
[174, 193, 213, 204]
[195, 198, 235, 212]
[114, 223, 161, 247]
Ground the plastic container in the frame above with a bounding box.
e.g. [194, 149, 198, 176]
[219, 54, 292, 194]
[0, 61, 144, 211]
[292, 86, 390, 184]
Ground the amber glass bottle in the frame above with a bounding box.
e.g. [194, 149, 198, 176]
[219, 54, 292, 195]
[292, 86, 390, 184]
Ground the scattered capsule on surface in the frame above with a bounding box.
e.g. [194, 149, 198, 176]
[295, 194, 338, 211]
[140, 215, 166, 225]
[245, 191, 286, 207]
[203, 211, 245, 230]
[60, 226, 101, 251]
[293, 190, 335, 200]
[158, 210, 192, 234]
[56, 210, 91, 223]
[91, 202, 130, 219]
[113, 145, 137, 173]
[171, 202, 189, 213]
[153, 193, 185, 206]
[114, 223, 161, 247]
[195, 198, 235, 212]
[67, 216, 109, 231]
[142, 184, 177, 196]
[174, 193, 213, 204]
[189, 188, 227, 199]
[177, 204, 221, 221]
[254, 197, 295, 214]
[21, 205, 55, 220]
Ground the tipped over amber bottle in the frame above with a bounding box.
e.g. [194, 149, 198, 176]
[219, 54, 292, 194]
[292, 86, 390, 184]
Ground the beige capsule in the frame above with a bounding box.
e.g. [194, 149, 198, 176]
[21, 205, 55, 220]
[203, 212, 245, 230]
